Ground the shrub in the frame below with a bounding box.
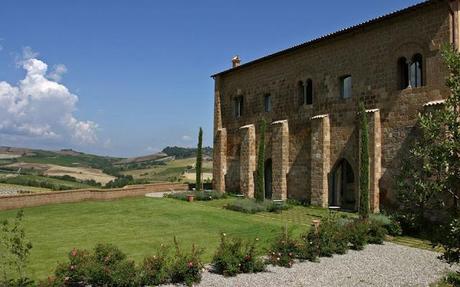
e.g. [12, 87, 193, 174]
[225, 199, 290, 214]
[433, 217, 460, 264]
[366, 221, 387, 244]
[369, 214, 402, 236]
[267, 228, 299, 268]
[169, 238, 203, 287]
[138, 245, 170, 286]
[0, 210, 33, 286]
[166, 190, 227, 201]
[347, 220, 368, 250]
[304, 217, 349, 257]
[212, 234, 265, 276]
[50, 244, 138, 287]
[446, 271, 460, 286]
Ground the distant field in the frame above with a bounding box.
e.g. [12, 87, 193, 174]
[7, 162, 115, 184]
[0, 154, 21, 159]
[1, 174, 94, 189]
[0, 183, 50, 194]
[122, 157, 212, 183]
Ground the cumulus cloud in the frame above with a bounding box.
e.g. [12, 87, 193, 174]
[181, 135, 192, 141]
[48, 64, 67, 82]
[0, 52, 98, 145]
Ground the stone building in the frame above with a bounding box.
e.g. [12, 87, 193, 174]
[212, 0, 460, 212]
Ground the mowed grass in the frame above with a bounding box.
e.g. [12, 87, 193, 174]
[0, 197, 308, 281]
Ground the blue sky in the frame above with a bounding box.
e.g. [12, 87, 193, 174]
[0, 0, 422, 157]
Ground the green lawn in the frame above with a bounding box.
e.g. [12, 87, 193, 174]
[0, 197, 321, 281]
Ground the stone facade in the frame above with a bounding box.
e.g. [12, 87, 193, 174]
[212, 0, 460, 211]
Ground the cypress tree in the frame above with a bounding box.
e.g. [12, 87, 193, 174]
[195, 127, 203, 191]
[255, 119, 266, 202]
[358, 101, 370, 219]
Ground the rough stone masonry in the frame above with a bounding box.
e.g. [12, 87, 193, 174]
[212, 0, 460, 212]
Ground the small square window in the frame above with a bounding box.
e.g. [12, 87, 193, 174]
[264, 94, 272, 112]
[234, 96, 243, 118]
[340, 75, 352, 99]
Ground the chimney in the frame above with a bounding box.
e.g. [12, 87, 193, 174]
[232, 55, 241, 68]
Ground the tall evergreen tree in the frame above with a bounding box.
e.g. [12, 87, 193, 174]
[195, 127, 203, 191]
[255, 119, 266, 202]
[358, 101, 370, 219]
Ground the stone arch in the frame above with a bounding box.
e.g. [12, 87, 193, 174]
[329, 158, 356, 210]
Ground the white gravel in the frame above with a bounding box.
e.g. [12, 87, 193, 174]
[164, 242, 459, 287]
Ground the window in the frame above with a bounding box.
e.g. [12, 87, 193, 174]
[297, 81, 305, 105]
[398, 57, 409, 90]
[234, 96, 243, 118]
[340, 75, 352, 99]
[264, 93, 272, 112]
[410, 54, 423, 88]
[305, 79, 313, 105]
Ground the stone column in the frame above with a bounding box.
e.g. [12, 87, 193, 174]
[310, 114, 330, 208]
[239, 124, 256, 198]
[213, 128, 227, 193]
[271, 120, 289, 200]
[213, 76, 226, 192]
[367, 109, 382, 213]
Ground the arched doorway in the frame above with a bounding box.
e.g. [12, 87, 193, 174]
[330, 159, 355, 210]
[264, 159, 273, 200]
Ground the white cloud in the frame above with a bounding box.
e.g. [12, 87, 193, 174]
[22, 46, 38, 60]
[0, 53, 98, 145]
[181, 135, 192, 141]
[48, 64, 67, 82]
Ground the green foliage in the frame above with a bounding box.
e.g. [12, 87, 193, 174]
[50, 244, 138, 287]
[255, 119, 266, 202]
[162, 146, 213, 159]
[196, 127, 203, 191]
[358, 101, 370, 219]
[433, 217, 460, 264]
[369, 214, 402, 236]
[366, 221, 387, 244]
[0, 210, 33, 286]
[212, 234, 265, 276]
[0, 176, 77, 191]
[445, 271, 460, 286]
[166, 190, 227, 201]
[267, 228, 299, 268]
[104, 175, 148, 188]
[224, 199, 291, 214]
[304, 216, 349, 257]
[169, 238, 203, 287]
[137, 245, 170, 286]
[347, 220, 368, 250]
[396, 45, 460, 235]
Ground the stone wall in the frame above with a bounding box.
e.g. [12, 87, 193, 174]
[0, 183, 188, 211]
[213, 0, 454, 209]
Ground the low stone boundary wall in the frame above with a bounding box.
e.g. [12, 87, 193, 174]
[0, 183, 188, 211]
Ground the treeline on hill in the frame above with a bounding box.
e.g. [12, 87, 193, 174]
[162, 146, 212, 159]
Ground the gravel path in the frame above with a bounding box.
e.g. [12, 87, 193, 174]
[165, 242, 458, 287]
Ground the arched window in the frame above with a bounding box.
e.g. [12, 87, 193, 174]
[297, 81, 305, 106]
[398, 57, 409, 90]
[410, 54, 423, 88]
[305, 79, 313, 105]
